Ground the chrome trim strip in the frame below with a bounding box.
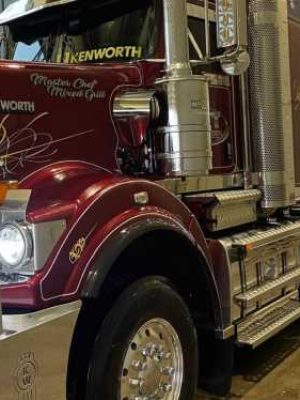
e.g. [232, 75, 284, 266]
[186, 188, 261, 205]
[156, 173, 244, 195]
[230, 220, 300, 249]
[1, 300, 80, 333]
[32, 219, 67, 272]
[235, 266, 300, 306]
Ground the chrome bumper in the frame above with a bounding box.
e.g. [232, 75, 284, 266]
[0, 301, 80, 400]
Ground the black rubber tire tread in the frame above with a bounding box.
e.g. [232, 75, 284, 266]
[85, 276, 198, 400]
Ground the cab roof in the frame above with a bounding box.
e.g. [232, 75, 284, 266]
[0, 0, 138, 42]
[0, 0, 76, 25]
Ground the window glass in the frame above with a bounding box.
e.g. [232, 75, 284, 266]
[13, 41, 43, 61]
[188, 16, 219, 60]
[188, 15, 221, 74]
[13, 36, 57, 62]
[11, 0, 159, 63]
[59, 1, 159, 64]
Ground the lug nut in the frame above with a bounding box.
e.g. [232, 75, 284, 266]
[132, 360, 147, 371]
[157, 351, 172, 360]
[161, 366, 175, 376]
[141, 344, 156, 357]
[128, 378, 141, 388]
[159, 383, 172, 393]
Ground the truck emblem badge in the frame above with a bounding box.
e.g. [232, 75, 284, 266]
[14, 352, 38, 400]
[69, 237, 86, 264]
[64, 45, 143, 64]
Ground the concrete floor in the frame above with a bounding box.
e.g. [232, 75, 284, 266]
[196, 320, 300, 400]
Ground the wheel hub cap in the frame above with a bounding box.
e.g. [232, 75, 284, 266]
[120, 318, 183, 400]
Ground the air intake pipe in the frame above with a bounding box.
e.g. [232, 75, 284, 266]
[248, 0, 295, 209]
[155, 0, 212, 176]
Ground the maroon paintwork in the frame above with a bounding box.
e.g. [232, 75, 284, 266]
[0, 60, 151, 180]
[0, 59, 166, 308]
[209, 76, 238, 174]
[3, 163, 211, 308]
[0, 2, 241, 308]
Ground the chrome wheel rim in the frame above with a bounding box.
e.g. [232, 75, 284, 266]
[120, 318, 184, 400]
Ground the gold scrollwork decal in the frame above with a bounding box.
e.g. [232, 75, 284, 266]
[69, 237, 86, 264]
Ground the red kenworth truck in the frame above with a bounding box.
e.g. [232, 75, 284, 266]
[0, 0, 300, 399]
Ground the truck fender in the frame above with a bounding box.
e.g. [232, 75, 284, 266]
[80, 210, 223, 331]
[29, 175, 224, 332]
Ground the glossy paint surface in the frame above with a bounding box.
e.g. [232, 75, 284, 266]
[0, 59, 156, 307]
[210, 77, 238, 173]
[0, 60, 146, 180]
[0, 29, 238, 309]
[3, 169, 210, 308]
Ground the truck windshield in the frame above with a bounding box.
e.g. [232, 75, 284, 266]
[13, 0, 159, 63]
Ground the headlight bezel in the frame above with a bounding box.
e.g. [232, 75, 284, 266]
[0, 221, 33, 273]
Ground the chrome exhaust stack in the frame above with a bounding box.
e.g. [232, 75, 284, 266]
[162, 0, 191, 78]
[248, 0, 295, 209]
[156, 0, 212, 176]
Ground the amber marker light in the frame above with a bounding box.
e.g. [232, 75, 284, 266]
[245, 244, 253, 252]
[0, 181, 18, 204]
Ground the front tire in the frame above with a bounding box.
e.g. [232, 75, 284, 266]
[85, 276, 198, 400]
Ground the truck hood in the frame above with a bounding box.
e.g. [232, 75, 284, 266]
[0, 60, 144, 181]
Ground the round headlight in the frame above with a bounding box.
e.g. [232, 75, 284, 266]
[0, 223, 32, 270]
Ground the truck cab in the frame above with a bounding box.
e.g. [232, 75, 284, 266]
[0, 0, 300, 399]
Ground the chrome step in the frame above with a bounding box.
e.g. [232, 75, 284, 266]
[235, 266, 300, 306]
[185, 189, 260, 231]
[237, 295, 300, 348]
[226, 220, 300, 251]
